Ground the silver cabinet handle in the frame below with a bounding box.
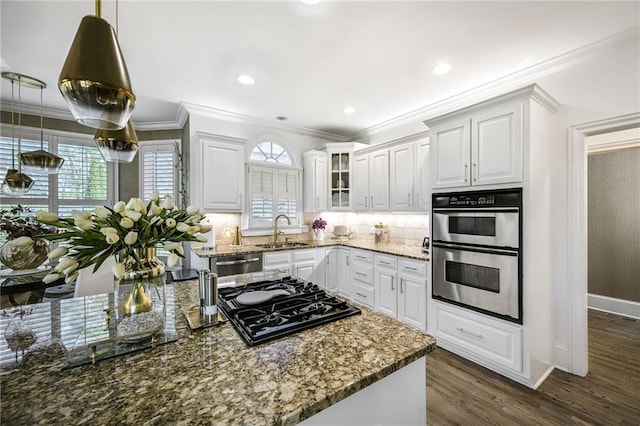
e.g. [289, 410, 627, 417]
[407, 193, 411, 207]
[355, 255, 367, 260]
[464, 163, 469, 182]
[473, 162, 478, 182]
[364, 195, 368, 208]
[379, 260, 391, 265]
[355, 271, 367, 277]
[391, 276, 395, 291]
[356, 292, 367, 298]
[400, 277, 404, 293]
[456, 327, 483, 339]
[371, 196, 374, 207]
[216, 257, 260, 266]
[316, 196, 319, 209]
[416, 192, 421, 208]
[326, 256, 330, 264]
[404, 266, 418, 271]
[346, 256, 350, 266]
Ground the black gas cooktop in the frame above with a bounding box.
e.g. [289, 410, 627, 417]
[217, 277, 361, 346]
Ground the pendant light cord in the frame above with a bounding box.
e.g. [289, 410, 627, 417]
[10, 80, 15, 169]
[17, 78, 22, 173]
[40, 86, 45, 151]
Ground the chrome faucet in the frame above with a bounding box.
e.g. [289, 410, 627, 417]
[274, 214, 291, 244]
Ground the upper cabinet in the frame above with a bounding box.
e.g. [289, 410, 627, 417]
[389, 142, 415, 211]
[428, 101, 523, 189]
[191, 133, 245, 212]
[353, 149, 389, 212]
[302, 150, 327, 212]
[327, 146, 353, 211]
[414, 139, 431, 211]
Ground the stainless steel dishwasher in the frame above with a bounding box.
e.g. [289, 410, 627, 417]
[210, 252, 263, 277]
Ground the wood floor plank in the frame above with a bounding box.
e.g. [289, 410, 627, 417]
[427, 310, 640, 425]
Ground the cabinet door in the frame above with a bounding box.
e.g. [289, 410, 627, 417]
[375, 268, 397, 318]
[295, 263, 315, 282]
[303, 152, 327, 212]
[471, 102, 523, 186]
[201, 140, 244, 211]
[337, 249, 352, 297]
[324, 249, 339, 292]
[430, 118, 471, 189]
[329, 151, 352, 210]
[370, 150, 390, 211]
[389, 143, 415, 211]
[398, 273, 426, 331]
[415, 140, 431, 212]
[353, 154, 370, 211]
[314, 156, 328, 210]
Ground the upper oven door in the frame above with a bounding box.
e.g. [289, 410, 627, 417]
[432, 209, 519, 248]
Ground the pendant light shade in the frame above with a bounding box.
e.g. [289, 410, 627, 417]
[94, 120, 139, 163]
[18, 75, 65, 174]
[58, 14, 135, 130]
[1, 169, 34, 195]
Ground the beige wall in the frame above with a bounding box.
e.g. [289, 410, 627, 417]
[587, 147, 640, 302]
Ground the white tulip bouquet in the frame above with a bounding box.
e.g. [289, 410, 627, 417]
[36, 192, 210, 284]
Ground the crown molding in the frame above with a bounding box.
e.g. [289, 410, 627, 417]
[349, 27, 637, 140]
[180, 101, 347, 142]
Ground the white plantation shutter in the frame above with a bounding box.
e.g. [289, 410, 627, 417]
[277, 169, 297, 221]
[247, 165, 300, 229]
[139, 141, 178, 203]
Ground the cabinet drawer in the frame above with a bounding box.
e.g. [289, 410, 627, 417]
[352, 250, 373, 264]
[399, 259, 427, 277]
[352, 282, 375, 308]
[436, 303, 522, 372]
[292, 248, 316, 263]
[263, 251, 292, 267]
[375, 254, 397, 270]
[352, 264, 374, 284]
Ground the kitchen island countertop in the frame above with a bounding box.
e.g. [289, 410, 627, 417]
[193, 238, 429, 261]
[0, 275, 436, 425]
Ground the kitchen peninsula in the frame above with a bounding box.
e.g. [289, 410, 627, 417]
[0, 274, 436, 425]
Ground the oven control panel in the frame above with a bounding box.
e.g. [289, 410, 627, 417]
[433, 188, 521, 209]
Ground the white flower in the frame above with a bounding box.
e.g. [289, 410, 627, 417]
[94, 206, 110, 219]
[48, 246, 68, 259]
[62, 260, 79, 275]
[186, 206, 200, 215]
[167, 253, 179, 268]
[149, 191, 160, 202]
[126, 197, 146, 213]
[188, 214, 203, 224]
[6, 236, 33, 247]
[70, 210, 91, 220]
[164, 242, 180, 251]
[149, 203, 162, 216]
[199, 224, 212, 233]
[176, 222, 190, 233]
[160, 196, 175, 210]
[55, 257, 76, 273]
[65, 271, 79, 284]
[100, 227, 118, 236]
[113, 201, 126, 213]
[42, 272, 62, 284]
[36, 210, 58, 223]
[120, 217, 134, 229]
[124, 209, 142, 222]
[196, 234, 208, 243]
[105, 233, 120, 244]
[74, 218, 93, 230]
[112, 262, 125, 279]
[165, 218, 176, 228]
[124, 231, 138, 245]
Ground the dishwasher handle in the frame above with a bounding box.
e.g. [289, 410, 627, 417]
[215, 257, 261, 266]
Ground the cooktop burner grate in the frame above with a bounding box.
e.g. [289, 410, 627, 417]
[218, 277, 361, 346]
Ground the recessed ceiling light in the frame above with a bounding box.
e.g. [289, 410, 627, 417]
[432, 63, 453, 75]
[300, 0, 322, 5]
[344, 106, 356, 114]
[276, 116, 287, 121]
[237, 75, 255, 85]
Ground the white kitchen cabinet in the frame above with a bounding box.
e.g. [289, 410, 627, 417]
[323, 247, 351, 295]
[354, 150, 389, 212]
[414, 139, 431, 211]
[374, 254, 398, 319]
[293, 248, 321, 282]
[427, 100, 523, 189]
[263, 251, 292, 276]
[194, 134, 245, 211]
[302, 151, 327, 212]
[398, 259, 427, 331]
[327, 147, 352, 211]
[351, 249, 375, 308]
[389, 142, 415, 211]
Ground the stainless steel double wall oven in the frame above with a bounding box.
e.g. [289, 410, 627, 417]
[432, 188, 522, 324]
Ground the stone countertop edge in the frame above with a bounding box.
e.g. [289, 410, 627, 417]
[193, 239, 429, 261]
[0, 277, 437, 426]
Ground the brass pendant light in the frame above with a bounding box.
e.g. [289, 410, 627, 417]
[94, 119, 139, 163]
[58, 0, 135, 130]
[18, 75, 65, 174]
[1, 77, 34, 195]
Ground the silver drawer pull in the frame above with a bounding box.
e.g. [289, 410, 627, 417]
[355, 292, 367, 298]
[456, 327, 483, 339]
[355, 255, 368, 260]
[355, 272, 367, 277]
[379, 261, 391, 265]
[404, 266, 418, 271]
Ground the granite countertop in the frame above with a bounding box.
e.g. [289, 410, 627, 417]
[193, 239, 429, 261]
[1, 277, 436, 425]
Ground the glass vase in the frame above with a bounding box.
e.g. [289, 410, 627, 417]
[0, 239, 49, 270]
[115, 247, 166, 342]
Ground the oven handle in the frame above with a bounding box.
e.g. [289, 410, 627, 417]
[433, 208, 519, 214]
[432, 242, 518, 257]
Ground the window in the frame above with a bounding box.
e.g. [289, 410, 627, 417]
[245, 140, 301, 232]
[1, 126, 116, 242]
[138, 140, 179, 203]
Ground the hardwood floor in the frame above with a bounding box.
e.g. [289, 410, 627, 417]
[426, 310, 640, 425]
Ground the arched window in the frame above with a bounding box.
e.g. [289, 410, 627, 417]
[250, 142, 292, 164]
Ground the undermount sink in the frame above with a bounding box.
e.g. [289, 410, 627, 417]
[256, 242, 310, 249]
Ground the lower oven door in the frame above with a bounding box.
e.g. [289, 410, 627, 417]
[433, 242, 521, 323]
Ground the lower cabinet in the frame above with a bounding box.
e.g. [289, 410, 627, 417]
[375, 255, 398, 318]
[324, 247, 351, 296]
[263, 251, 292, 276]
[293, 248, 321, 283]
[351, 249, 374, 308]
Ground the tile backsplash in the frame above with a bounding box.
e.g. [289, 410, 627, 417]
[200, 212, 429, 247]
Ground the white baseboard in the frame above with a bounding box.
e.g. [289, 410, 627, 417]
[588, 293, 640, 320]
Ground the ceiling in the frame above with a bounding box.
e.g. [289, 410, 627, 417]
[1, 1, 638, 139]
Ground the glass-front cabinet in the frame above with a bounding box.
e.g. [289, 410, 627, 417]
[329, 150, 352, 210]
